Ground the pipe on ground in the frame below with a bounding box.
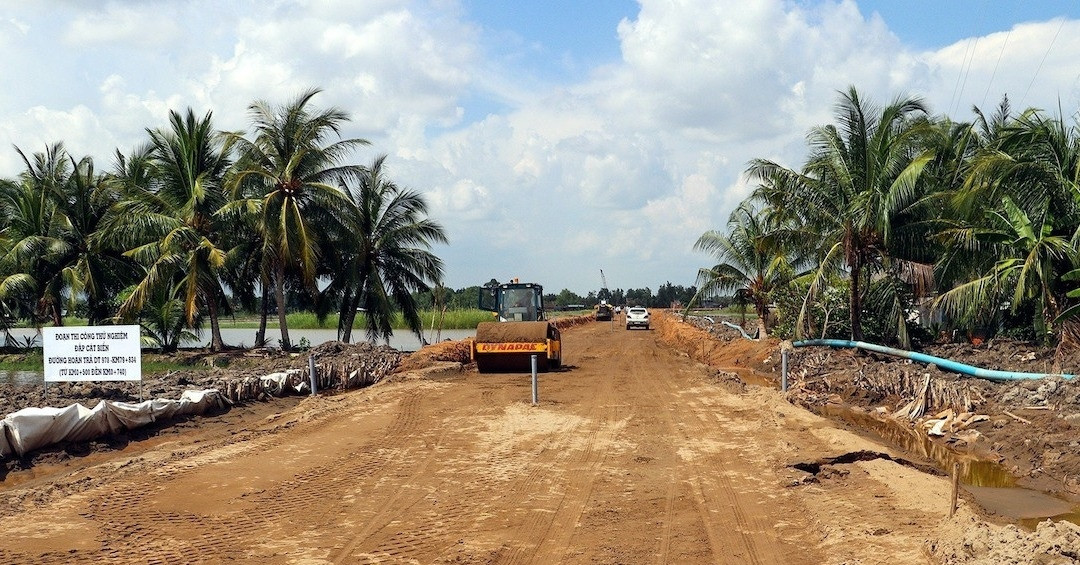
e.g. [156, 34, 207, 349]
[791, 339, 1075, 382]
[721, 320, 756, 340]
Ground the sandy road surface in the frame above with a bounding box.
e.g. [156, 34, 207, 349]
[0, 321, 962, 564]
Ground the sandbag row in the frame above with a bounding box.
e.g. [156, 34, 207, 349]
[0, 389, 227, 458]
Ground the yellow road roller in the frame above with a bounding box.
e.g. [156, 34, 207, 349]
[471, 281, 562, 372]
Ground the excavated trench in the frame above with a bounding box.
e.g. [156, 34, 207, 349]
[816, 402, 1080, 528]
[665, 314, 1080, 530]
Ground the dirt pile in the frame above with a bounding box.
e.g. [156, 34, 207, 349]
[658, 310, 1080, 497]
[654, 311, 781, 380]
[785, 343, 1080, 497]
[0, 341, 405, 419]
[394, 314, 593, 374]
[929, 517, 1080, 564]
[395, 338, 473, 371]
[552, 314, 594, 330]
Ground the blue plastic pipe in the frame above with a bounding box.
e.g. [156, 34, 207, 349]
[721, 320, 755, 340]
[792, 339, 1075, 382]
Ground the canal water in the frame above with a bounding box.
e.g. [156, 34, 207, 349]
[0, 327, 475, 386]
[820, 404, 1080, 528]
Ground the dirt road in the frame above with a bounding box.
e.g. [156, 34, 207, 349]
[0, 320, 972, 564]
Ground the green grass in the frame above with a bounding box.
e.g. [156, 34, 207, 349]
[13, 308, 499, 333]
[686, 306, 753, 318]
[141, 358, 216, 374]
[0, 350, 216, 375]
[0, 353, 210, 375]
[0, 351, 44, 371]
[219, 308, 494, 330]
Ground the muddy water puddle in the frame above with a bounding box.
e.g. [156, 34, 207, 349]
[818, 404, 1080, 527]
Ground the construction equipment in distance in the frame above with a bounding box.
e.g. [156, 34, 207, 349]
[595, 300, 613, 321]
[471, 280, 563, 372]
[596, 269, 613, 321]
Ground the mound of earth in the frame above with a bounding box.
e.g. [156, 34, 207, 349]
[4, 312, 1079, 565]
[783, 341, 1080, 498]
[662, 313, 1080, 499]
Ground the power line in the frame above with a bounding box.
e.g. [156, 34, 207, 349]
[982, 28, 1011, 109]
[948, 3, 985, 117]
[1020, 17, 1066, 109]
[953, 37, 980, 116]
[948, 37, 976, 116]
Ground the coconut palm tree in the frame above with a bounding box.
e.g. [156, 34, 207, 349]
[100, 109, 231, 350]
[53, 154, 134, 325]
[934, 196, 1075, 341]
[225, 88, 369, 349]
[0, 143, 121, 326]
[748, 86, 935, 345]
[125, 282, 199, 352]
[935, 106, 1080, 344]
[324, 154, 446, 344]
[686, 203, 791, 338]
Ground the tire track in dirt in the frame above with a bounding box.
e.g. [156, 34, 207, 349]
[609, 327, 707, 564]
[0, 384, 456, 564]
[333, 341, 633, 564]
[0, 318, 873, 564]
[518, 378, 620, 564]
[627, 324, 820, 564]
[325, 368, 597, 562]
[524, 323, 688, 564]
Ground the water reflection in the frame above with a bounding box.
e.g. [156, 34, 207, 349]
[0, 370, 41, 386]
[1, 327, 476, 387]
[818, 404, 1079, 527]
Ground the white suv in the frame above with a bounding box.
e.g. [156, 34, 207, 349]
[625, 307, 650, 330]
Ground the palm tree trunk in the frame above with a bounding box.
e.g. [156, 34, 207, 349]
[849, 265, 864, 341]
[340, 291, 361, 344]
[275, 262, 291, 349]
[51, 298, 63, 327]
[207, 296, 224, 351]
[256, 284, 268, 347]
[754, 300, 769, 339]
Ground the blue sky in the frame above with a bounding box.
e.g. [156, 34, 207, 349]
[859, 1, 1079, 48]
[2, 1, 1080, 296]
[465, 0, 635, 75]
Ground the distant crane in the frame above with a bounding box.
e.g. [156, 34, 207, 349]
[598, 270, 612, 303]
[596, 269, 614, 322]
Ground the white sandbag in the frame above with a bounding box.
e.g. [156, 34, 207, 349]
[0, 422, 13, 458]
[103, 399, 166, 428]
[261, 370, 303, 396]
[176, 389, 227, 414]
[1, 389, 228, 458]
[4, 404, 113, 456]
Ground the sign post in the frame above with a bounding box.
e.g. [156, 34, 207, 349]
[42, 326, 142, 391]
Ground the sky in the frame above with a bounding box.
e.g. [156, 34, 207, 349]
[2, 0, 1080, 297]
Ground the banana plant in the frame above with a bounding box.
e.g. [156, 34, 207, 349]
[935, 196, 1074, 342]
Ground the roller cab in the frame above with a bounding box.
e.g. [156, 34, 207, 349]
[471, 281, 563, 372]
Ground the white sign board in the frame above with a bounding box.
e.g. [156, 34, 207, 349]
[43, 325, 142, 382]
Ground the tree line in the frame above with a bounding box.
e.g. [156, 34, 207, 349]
[690, 86, 1080, 356]
[416, 281, 699, 312]
[0, 88, 446, 351]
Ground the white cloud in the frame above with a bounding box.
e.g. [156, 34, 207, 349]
[64, 3, 181, 47]
[923, 20, 1080, 116]
[1, 0, 1079, 294]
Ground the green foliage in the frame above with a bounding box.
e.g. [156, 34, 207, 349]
[7, 86, 1080, 352]
[128, 284, 200, 352]
[769, 277, 850, 340]
[221, 308, 492, 330]
[327, 154, 447, 345]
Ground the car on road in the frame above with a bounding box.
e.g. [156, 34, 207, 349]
[625, 307, 650, 330]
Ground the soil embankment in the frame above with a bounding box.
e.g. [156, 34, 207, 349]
[0, 315, 1077, 563]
